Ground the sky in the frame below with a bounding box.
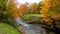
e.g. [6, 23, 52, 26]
[16, 0, 42, 8]
[17, 0, 42, 4]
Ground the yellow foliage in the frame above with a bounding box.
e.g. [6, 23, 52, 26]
[51, 14, 60, 20]
[40, 0, 51, 14]
[9, 0, 24, 19]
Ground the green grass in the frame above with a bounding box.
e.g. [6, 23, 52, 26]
[23, 14, 44, 18]
[23, 14, 44, 23]
[0, 23, 20, 34]
[23, 14, 44, 20]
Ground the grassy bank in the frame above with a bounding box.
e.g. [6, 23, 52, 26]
[0, 23, 20, 34]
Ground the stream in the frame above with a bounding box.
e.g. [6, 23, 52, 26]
[16, 17, 56, 34]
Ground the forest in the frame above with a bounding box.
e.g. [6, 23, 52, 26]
[0, 0, 60, 34]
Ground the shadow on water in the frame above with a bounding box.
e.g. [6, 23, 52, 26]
[16, 17, 56, 34]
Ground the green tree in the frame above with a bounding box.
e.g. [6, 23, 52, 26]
[0, 0, 7, 10]
[0, 0, 8, 21]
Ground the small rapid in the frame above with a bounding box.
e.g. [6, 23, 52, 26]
[16, 17, 29, 27]
[16, 17, 55, 34]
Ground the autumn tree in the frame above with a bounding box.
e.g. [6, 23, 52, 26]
[40, 0, 51, 14]
[29, 3, 39, 14]
[36, 2, 43, 14]
[19, 4, 29, 16]
[39, 0, 60, 28]
[8, 0, 19, 18]
[2, 0, 19, 27]
[47, 0, 60, 20]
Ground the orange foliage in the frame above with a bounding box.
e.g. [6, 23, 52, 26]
[44, 19, 53, 23]
[51, 14, 60, 20]
[40, 0, 60, 23]
[40, 0, 51, 14]
[9, 0, 18, 19]
[41, 16, 53, 23]
[19, 4, 29, 15]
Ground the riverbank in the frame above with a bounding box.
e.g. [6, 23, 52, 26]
[0, 23, 20, 34]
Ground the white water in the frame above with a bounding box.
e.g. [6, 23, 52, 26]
[16, 17, 29, 27]
[16, 17, 46, 34]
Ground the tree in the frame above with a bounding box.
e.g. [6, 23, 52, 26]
[0, 0, 19, 27]
[8, 0, 19, 18]
[40, 0, 51, 14]
[40, 0, 60, 28]
[19, 4, 29, 16]
[29, 3, 38, 14]
[0, 0, 8, 21]
[0, 0, 7, 10]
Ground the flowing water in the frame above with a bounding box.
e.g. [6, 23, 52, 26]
[16, 17, 55, 34]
